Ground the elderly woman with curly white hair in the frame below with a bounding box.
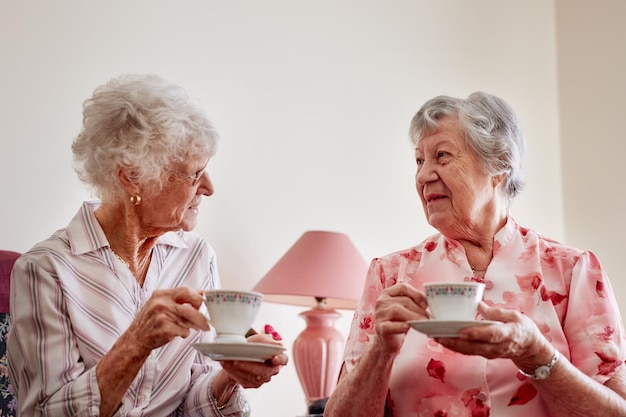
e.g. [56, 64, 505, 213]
[7, 74, 287, 417]
[326, 92, 626, 417]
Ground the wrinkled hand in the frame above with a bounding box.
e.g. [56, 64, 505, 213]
[126, 287, 210, 353]
[435, 302, 551, 368]
[219, 333, 289, 388]
[374, 283, 429, 354]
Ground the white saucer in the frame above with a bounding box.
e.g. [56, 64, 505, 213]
[407, 319, 502, 338]
[193, 342, 286, 362]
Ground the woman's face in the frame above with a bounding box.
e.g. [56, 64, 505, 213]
[414, 116, 498, 237]
[138, 153, 214, 234]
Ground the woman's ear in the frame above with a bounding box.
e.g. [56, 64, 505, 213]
[117, 166, 141, 195]
[492, 173, 506, 188]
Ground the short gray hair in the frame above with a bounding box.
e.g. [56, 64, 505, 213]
[409, 91, 526, 206]
[72, 73, 219, 200]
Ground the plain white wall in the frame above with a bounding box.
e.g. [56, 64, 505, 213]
[1, 1, 564, 416]
[556, 0, 626, 317]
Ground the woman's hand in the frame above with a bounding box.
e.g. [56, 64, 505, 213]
[125, 287, 210, 353]
[96, 287, 210, 417]
[219, 332, 288, 388]
[373, 283, 430, 355]
[212, 334, 288, 409]
[435, 302, 553, 368]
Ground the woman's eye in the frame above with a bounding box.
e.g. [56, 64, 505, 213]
[416, 158, 424, 166]
[437, 151, 448, 158]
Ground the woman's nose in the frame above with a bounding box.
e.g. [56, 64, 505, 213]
[415, 160, 437, 185]
[199, 171, 214, 196]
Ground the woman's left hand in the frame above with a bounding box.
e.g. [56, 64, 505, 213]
[435, 302, 553, 368]
[219, 333, 288, 388]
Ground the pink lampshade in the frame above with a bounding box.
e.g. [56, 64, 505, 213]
[253, 230, 369, 412]
[252, 230, 368, 309]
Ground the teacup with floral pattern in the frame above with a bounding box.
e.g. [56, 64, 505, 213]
[204, 289, 264, 343]
[423, 282, 485, 321]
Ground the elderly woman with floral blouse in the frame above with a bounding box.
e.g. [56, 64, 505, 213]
[326, 92, 626, 417]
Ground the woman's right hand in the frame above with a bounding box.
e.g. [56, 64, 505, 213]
[126, 287, 210, 352]
[373, 283, 429, 354]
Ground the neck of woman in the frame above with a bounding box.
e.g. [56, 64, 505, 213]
[95, 205, 155, 285]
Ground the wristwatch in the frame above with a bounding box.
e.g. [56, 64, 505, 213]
[518, 349, 560, 380]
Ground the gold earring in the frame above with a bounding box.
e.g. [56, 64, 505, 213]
[130, 195, 141, 205]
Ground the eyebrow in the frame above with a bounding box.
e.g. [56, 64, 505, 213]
[192, 160, 210, 172]
[417, 137, 457, 152]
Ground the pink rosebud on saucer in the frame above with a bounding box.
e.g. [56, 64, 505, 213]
[264, 324, 282, 341]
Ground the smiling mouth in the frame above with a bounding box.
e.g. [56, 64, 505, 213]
[425, 194, 446, 203]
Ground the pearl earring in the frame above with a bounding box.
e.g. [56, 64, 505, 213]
[130, 195, 141, 205]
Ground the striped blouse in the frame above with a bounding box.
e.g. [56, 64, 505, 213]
[8, 201, 239, 416]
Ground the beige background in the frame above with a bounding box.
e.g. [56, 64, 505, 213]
[0, 1, 623, 415]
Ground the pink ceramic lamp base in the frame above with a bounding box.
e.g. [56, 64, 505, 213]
[292, 299, 345, 413]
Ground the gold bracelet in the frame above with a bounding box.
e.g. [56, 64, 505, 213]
[216, 383, 238, 409]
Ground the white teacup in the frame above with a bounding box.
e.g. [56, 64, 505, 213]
[423, 281, 485, 321]
[204, 289, 264, 343]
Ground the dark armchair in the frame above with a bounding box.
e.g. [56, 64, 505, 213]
[0, 250, 20, 416]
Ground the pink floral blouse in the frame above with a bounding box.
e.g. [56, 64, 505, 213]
[344, 216, 626, 416]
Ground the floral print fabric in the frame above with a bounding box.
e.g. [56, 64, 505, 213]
[344, 216, 626, 417]
[0, 313, 15, 416]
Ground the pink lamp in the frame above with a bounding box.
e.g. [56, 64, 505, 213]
[253, 230, 368, 415]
